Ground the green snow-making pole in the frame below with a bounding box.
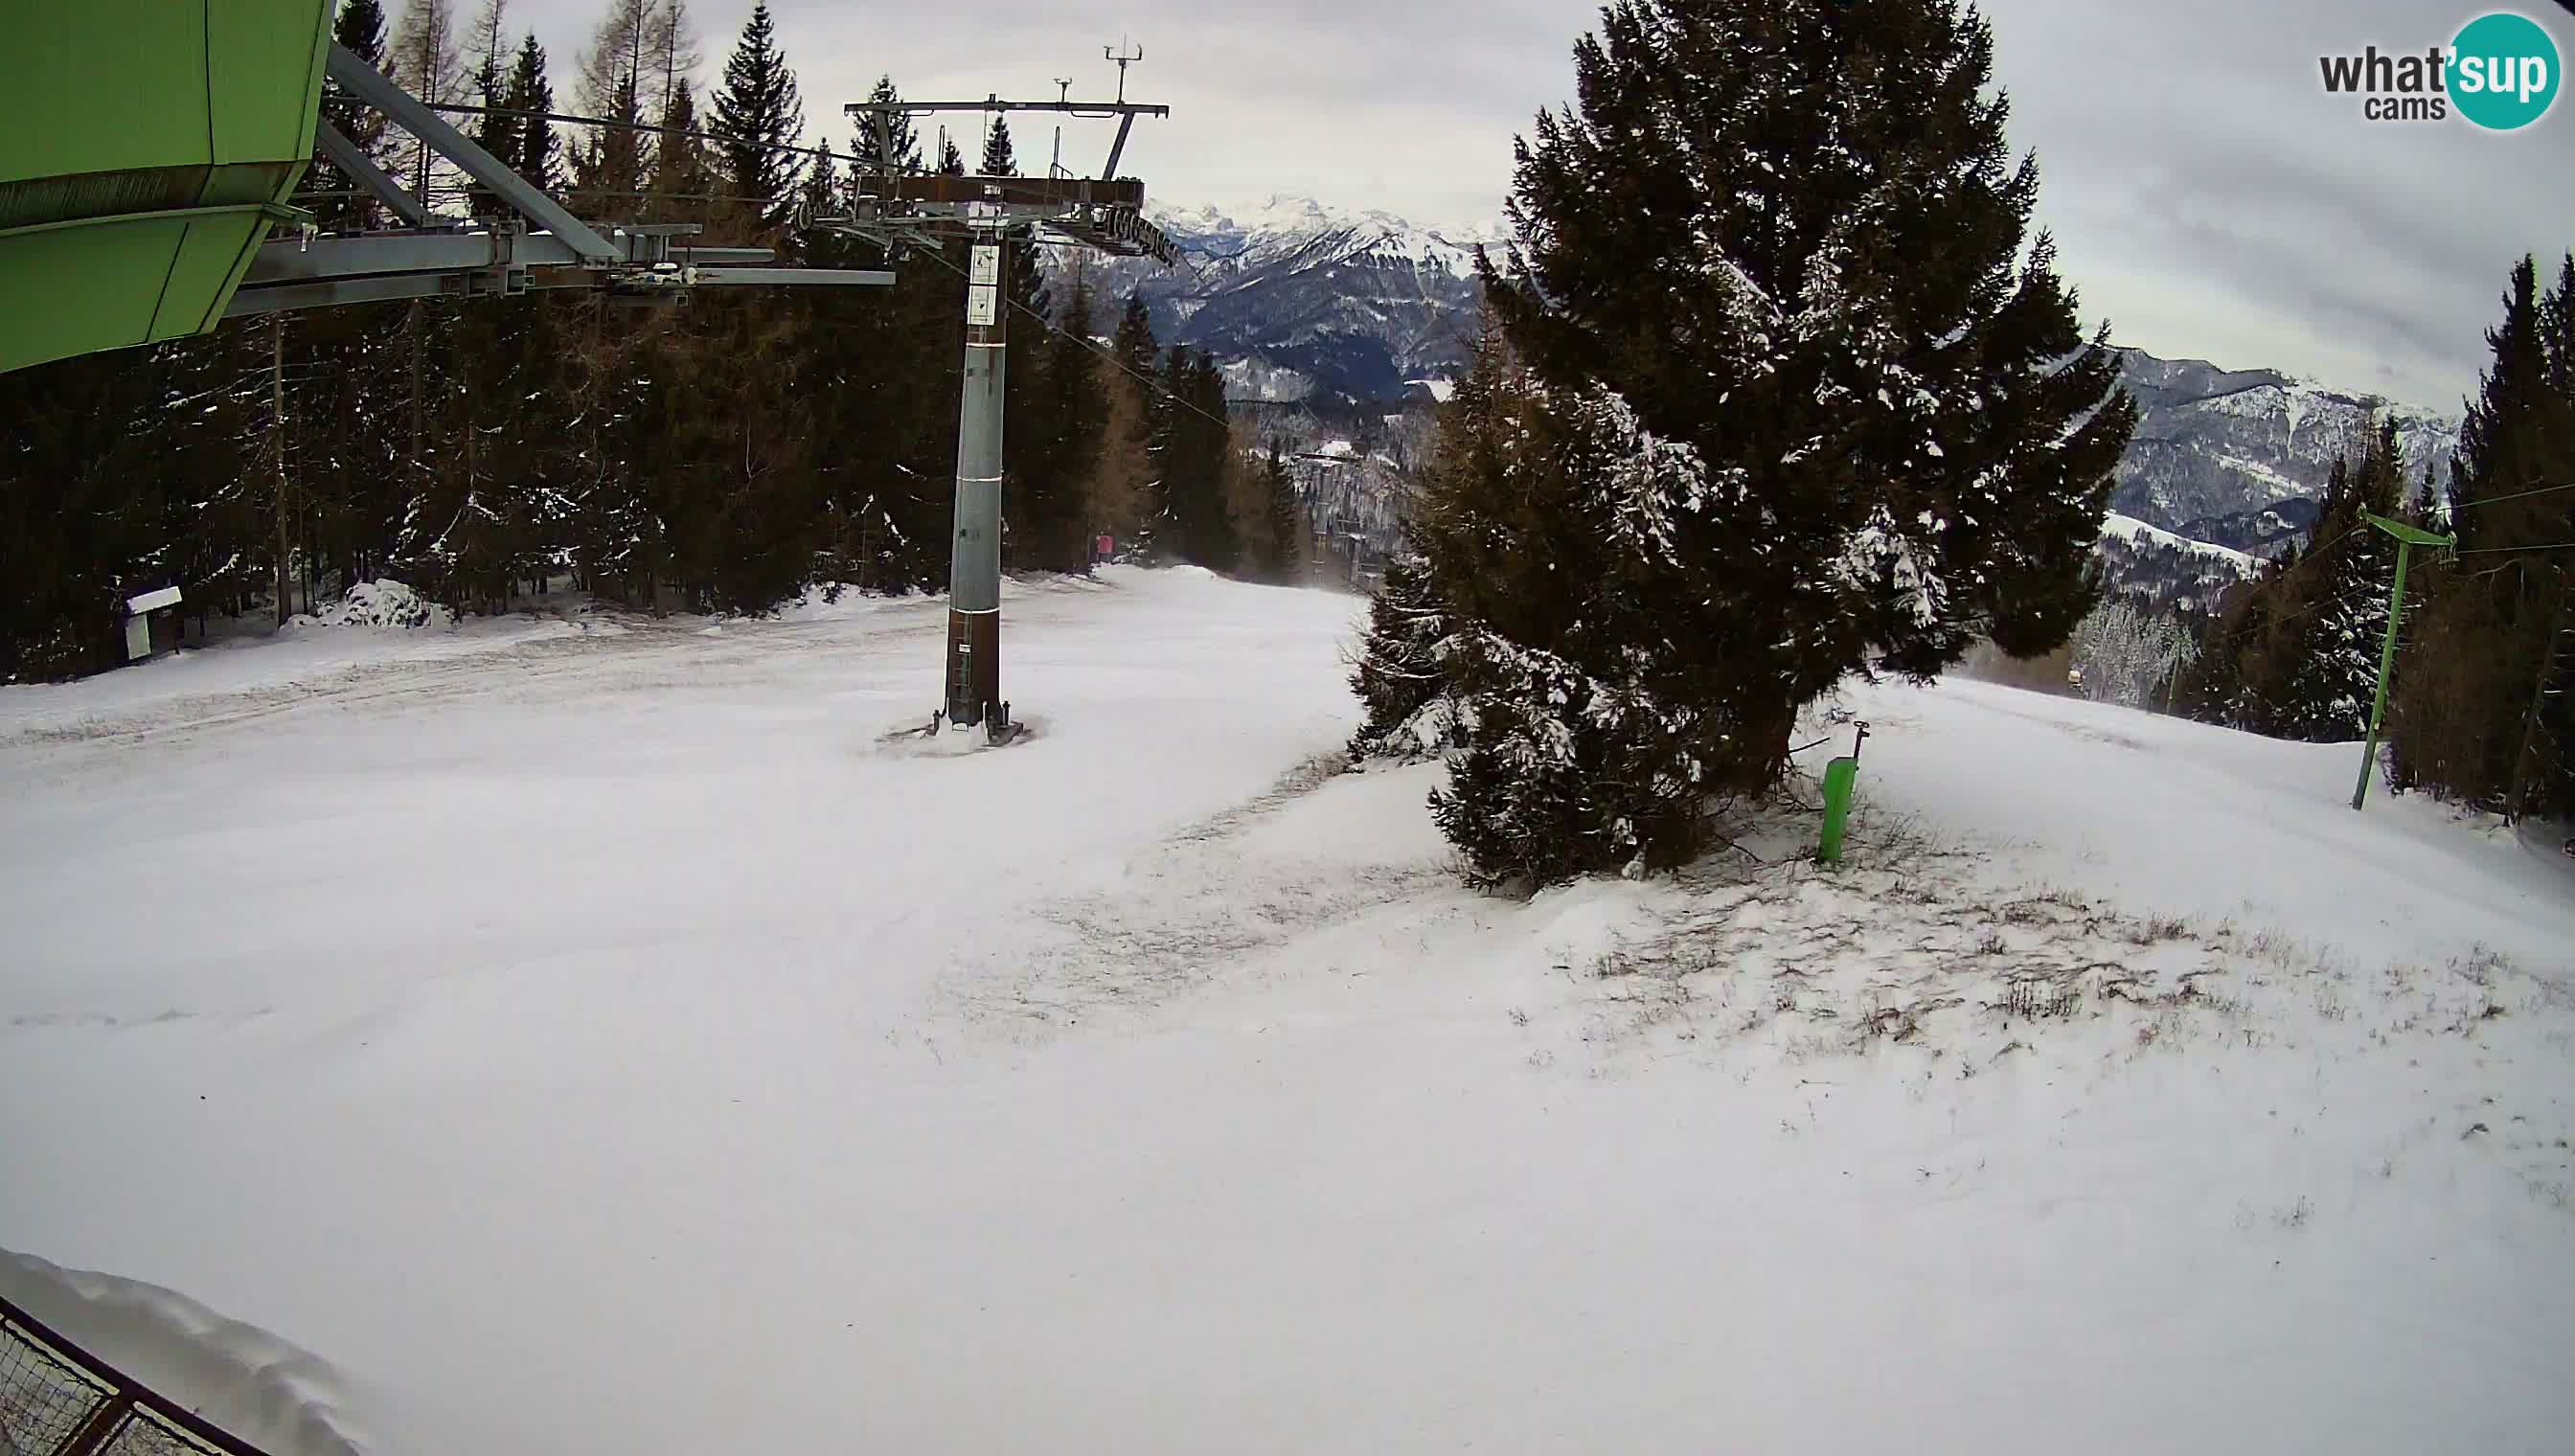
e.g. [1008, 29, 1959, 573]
[2350, 512, 2454, 812]
[1815, 721, 1870, 865]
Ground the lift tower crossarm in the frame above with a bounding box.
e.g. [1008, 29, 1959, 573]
[843, 97, 1171, 118]
[842, 96, 1169, 180]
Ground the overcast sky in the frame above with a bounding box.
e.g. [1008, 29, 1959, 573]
[501, 0, 2574, 409]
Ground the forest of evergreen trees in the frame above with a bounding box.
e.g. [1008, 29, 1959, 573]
[0, 0, 1305, 682]
[2174, 254, 2575, 822]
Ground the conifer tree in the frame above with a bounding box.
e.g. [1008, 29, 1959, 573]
[649, 80, 714, 221]
[501, 34, 560, 193]
[787, 149, 843, 262]
[1347, 538, 1446, 758]
[1261, 442, 1305, 582]
[1111, 293, 1157, 380]
[1156, 348, 1237, 568]
[849, 76, 921, 186]
[2277, 425, 2404, 740]
[980, 118, 1018, 177]
[570, 80, 646, 211]
[1418, 0, 2133, 881]
[711, 3, 806, 230]
[937, 135, 967, 176]
[2406, 463, 2444, 531]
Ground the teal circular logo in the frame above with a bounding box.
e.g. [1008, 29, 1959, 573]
[2450, 12, 2561, 130]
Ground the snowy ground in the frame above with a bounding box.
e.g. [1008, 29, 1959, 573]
[4, 568, 2571, 1454]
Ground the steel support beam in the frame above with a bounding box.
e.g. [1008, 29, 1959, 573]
[243, 230, 783, 284]
[246, 229, 538, 282]
[228, 272, 471, 316]
[228, 259, 892, 318]
[1104, 113, 1137, 180]
[325, 43, 619, 261]
[313, 120, 444, 229]
[690, 267, 895, 286]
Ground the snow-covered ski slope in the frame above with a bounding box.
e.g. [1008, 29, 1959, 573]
[4, 568, 2570, 1455]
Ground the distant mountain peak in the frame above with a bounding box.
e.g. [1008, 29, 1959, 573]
[1081, 194, 1494, 405]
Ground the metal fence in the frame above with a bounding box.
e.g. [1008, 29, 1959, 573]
[0, 1293, 273, 1456]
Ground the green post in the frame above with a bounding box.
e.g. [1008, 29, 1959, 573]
[1815, 721, 1869, 865]
[1817, 758, 1858, 864]
[2351, 512, 2453, 812]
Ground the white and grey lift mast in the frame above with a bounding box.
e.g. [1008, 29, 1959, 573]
[836, 56, 1177, 744]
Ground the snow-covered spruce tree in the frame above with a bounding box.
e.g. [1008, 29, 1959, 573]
[1353, 336, 1531, 763]
[1436, 0, 2133, 881]
[1413, 339, 1728, 880]
[1346, 537, 1444, 759]
[2277, 423, 2404, 741]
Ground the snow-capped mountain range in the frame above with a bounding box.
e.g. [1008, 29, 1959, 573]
[2110, 350, 2460, 551]
[1084, 195, 1502, 406]
[1081, 195, 2464, 565]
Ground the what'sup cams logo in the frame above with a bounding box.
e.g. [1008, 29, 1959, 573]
[2317, 11, 2561, 129]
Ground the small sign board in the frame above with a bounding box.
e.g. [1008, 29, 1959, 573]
[125, 585, 182, 615]
[969, 245, 1001, 286]
[967, 285, 999, 327]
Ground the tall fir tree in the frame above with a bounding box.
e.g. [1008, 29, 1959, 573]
[2276, 424, 2405, 741]
[1417, 0, 2133, 881]
[849, 75, 921, 187]
[711, 2, 806, 231]
[649, 80, 714, 222]
[500, 33, 560, 193]
[1347, 534, 1447, 759]
[1156, 347, 1237, 568]
[1111, 292, 1158, 381]
[980, 117, 1018, 176]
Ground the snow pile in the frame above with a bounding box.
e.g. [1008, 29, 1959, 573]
[2, 571, 2570, 1454]
[1, 1249, 375, 1456]
[301, 580, 451, 631]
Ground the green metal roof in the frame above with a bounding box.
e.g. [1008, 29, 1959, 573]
[0, 1, 332, 375]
